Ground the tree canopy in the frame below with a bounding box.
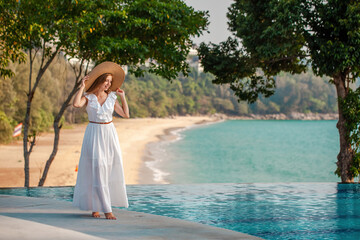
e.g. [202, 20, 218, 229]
[199, 0, 360, 101]
[198, 0, 360, 182]
[1, 0, 209, 79]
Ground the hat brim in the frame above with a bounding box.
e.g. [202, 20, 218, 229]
[85, 61, 125, 92]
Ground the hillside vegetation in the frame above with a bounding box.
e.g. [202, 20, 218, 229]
[125, 69, 337, 117]
[0, 57, 337, 143]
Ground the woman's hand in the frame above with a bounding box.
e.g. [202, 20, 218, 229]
[116, 88, 125, 98]
[80, 75, 89, 89]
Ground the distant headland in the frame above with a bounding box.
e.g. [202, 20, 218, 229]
[212, 112, 338, 121]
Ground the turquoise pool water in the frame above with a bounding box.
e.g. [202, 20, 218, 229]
[1, 183, 360, 240]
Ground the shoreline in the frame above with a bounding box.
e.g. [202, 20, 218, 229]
[0, 116, 222, 187]
[135, 113, 339, 185]
[138, 117, 224, 185]
[0, 113, 336, 188]
[222, 112, 338, 120]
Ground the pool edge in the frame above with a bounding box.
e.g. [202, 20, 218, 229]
[0, 194, 263, 240]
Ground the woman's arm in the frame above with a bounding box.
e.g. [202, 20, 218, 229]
[114, 88, 130, 118]
[73, 76, 88, 108]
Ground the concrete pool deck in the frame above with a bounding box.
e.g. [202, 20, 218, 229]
[0, 195, 262, 240]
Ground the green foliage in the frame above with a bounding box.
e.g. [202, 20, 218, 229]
[339, 88, 360, 177]
[64, 0, 208, 80]
[198, 0, 310, 103]
[120, 68, 337, 118]
[0, 110, 13, 143]
[0, 0, 27, 78]
[0, 62, 339, 143]
[302, 0, 360, 78]
[267, 71, 337, 114]
[198, 38, 277, 103]
[31, 109, 54, 133]
[1, 0, 85, 70]
[198, 0, 360, 101]
[2, 0, 209, 81]
[0, 55, 70, 143]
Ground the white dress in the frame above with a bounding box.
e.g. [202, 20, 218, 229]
[73, 91, 129, 213]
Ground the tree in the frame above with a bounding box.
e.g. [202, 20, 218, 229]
[39, 0, 208, 186]
[2, 0, 208, 186]
[198, 0, 360, 182]
[1, 0, 88, 187]
[0, 0, 26, 78]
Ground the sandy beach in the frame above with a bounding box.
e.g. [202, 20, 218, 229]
[0, 116, 219, 187]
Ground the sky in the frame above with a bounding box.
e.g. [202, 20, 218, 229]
[183, 0, 233, 45]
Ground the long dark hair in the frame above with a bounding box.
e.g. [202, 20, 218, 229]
[87, 73, 113, 94]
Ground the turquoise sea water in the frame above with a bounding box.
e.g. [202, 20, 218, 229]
[148, 120, 341, 184]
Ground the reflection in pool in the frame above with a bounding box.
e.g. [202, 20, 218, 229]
[1, 183, 360, 240]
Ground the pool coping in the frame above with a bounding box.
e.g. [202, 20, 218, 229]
[0, 194, 263, 240]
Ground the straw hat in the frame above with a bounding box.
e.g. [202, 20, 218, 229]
[85, 61, 125, 92]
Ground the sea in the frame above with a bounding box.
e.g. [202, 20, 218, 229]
[146, 120, 343, 184]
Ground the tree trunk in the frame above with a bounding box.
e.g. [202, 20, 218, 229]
[38, 84, 80, 186]
[334, 73, 354, 183]
[23, 54, 34, 188]
[38, 60, 87, 186]
[22, 47, 60, 187]
[38, 120, 60, 186]
[23, 99, 31, 187]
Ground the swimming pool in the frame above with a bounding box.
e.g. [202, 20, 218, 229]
[1, 183, 359, 240]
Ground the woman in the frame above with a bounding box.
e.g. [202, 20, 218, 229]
[72, 62, 129, 220]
